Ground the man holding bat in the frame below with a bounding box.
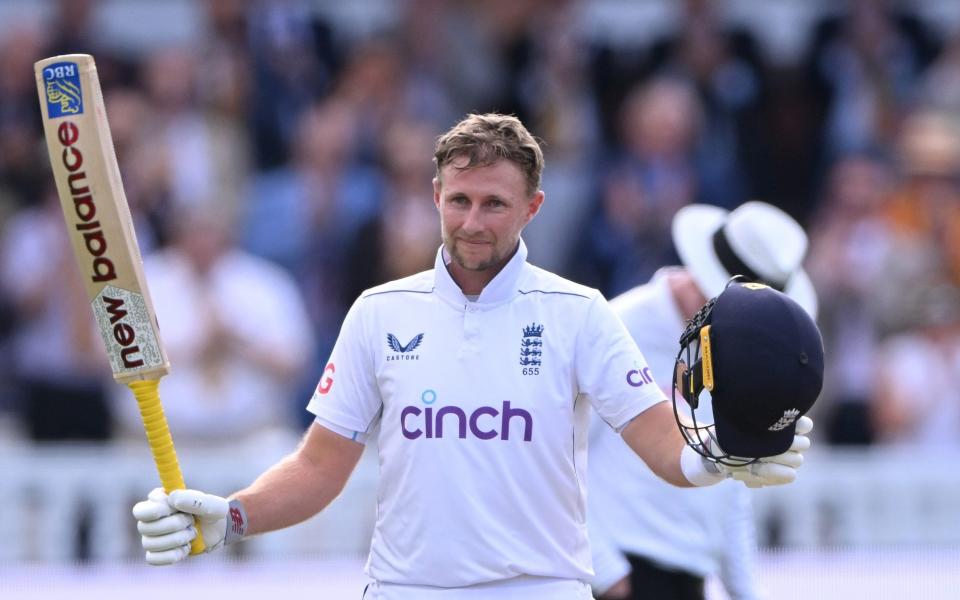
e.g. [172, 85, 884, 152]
[131, 113, 820, 599]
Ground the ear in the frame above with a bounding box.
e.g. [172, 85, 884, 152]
[525, 190, 545, 224]
[432, 177, 442, 211]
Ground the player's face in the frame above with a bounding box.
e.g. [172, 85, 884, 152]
[434, 158, 543, 288]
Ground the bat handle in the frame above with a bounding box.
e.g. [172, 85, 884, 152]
[128, 379, 207, 555]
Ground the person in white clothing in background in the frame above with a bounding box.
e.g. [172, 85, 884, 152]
[589, 201, 819, 600]
[129, 115, 815, 600]
[111, 202, 316, 444]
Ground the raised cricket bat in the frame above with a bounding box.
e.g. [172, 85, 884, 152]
[34, 54, 204, 554]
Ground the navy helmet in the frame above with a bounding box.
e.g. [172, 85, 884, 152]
[673, 280, 824, 464]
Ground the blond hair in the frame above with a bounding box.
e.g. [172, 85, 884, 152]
[434, 113, 544, 197]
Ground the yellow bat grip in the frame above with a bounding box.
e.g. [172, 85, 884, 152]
[128, 379, 206, 555]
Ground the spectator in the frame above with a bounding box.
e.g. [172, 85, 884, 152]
[0, 24, 49, 213]
[872, 283, 960, 448]
[573, 77, 700, 296]
[139, 46, 252, 222]
[241, 99, 382, 379]
[344, 118, 442, 301]
[919, 27, 960, 114]
[0, 188, 112, 441]
[247, 0, 340, 168]
[391, 0, 463, 128]
[112, 202, 315, 444]
[197, 0, 253, 124]
[644, 0, 767, 209]
[804, 0, 939, 160]
[514, 0, 603, 273]
[869, 110, 960, 343]
[806, 150, 896, 444]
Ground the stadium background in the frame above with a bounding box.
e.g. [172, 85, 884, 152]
[2, 0, 960, 598]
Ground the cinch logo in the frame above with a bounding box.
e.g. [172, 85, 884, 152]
[401, 390, 533, 442]
[626, 367, 653, 387]
[387, 332, 423, 361]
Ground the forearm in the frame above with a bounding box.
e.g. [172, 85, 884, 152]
[620, 401, 692, 487]
[231, 454, 330, 536]
[232, 424, 364, 536]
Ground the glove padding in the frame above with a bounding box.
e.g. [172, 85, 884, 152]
[719, 416, 813, 488]
[132, 488, 228, 566]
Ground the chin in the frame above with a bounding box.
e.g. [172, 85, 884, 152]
[454, 252, 497, 272]
[458, 258, 492, 271]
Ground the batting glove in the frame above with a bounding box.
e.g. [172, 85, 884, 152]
[681, 416, 813, 488]
[133, 488, 234, 565]
[720, 416, 814, 488]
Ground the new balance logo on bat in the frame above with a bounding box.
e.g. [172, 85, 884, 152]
[54, 120, 117, 284]
[101, 295, 144, 369]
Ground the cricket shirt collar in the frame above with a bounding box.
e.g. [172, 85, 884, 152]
[434, 239, 528, 308]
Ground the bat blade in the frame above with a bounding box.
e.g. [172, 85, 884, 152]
[34, 54, 168, 384]
[35, 53, 205, 554]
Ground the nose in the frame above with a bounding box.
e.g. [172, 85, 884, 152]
[461, 204, 484, 235]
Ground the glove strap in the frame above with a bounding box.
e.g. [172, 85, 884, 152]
[680, 444, 726, 487]
[224, 498, 249, 545]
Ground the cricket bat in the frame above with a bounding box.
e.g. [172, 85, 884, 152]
[34, 54, 205, 554]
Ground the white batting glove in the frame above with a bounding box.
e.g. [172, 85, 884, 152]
[720, 416, 814, 488]
[132, 488, 230, 565]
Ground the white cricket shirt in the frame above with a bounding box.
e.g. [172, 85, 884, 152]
[587, 268, 761, 598]
[307, 240, 665, 589]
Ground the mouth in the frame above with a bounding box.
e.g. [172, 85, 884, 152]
[457, 238, 490, 247]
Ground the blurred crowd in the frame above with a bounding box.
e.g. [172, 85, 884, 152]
[1, 0, 959, 450]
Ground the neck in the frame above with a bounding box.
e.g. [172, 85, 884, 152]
[447, 264, 497, 296]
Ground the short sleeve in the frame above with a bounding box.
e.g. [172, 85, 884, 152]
[576, 295, 667, 431]
[306, 298, 382, 434]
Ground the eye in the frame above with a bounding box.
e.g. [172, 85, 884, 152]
[487, 198, 507, 208]
[448, 195, 469, 206]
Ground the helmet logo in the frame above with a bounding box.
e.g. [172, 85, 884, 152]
[768, 408, 800, 431]
[699, 325, 714, 391]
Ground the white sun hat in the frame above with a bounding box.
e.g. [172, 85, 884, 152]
[672, 201, 818, 318]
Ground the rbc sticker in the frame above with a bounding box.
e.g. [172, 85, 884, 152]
[42, 62, 83, 118]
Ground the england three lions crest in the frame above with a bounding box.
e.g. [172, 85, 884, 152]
[520, 323, 543, 374]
